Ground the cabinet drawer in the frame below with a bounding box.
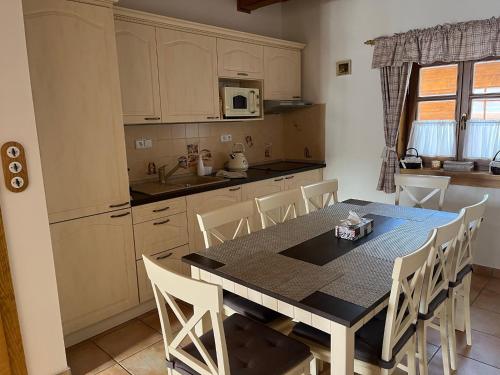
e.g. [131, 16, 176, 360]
[132, 197, 186, 224]
[133, 212, 189, 260]
[137, 245, 190, 302]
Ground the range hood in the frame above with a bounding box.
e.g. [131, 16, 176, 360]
[264, 99, 313, 114]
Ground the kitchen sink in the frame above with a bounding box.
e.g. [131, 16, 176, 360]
[131, 175, 229, 196]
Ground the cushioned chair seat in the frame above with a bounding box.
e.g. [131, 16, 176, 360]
[449, 264, 473, 288]
[418, 289, 448, 320]
[223, 290, 285, 324]
[169, 314, 311, 375]
[292, 308, 416, 369]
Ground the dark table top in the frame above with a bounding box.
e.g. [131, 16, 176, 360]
[183, 200, 457, 327]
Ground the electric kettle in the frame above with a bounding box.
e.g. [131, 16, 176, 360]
[226, 143, 249, 171]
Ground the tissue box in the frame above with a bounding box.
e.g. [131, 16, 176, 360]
[334, 218, 374, 241]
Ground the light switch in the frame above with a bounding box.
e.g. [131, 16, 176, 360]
[220, 134, 232, 143]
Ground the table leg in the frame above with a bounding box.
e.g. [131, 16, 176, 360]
[331, 322, 355, 375]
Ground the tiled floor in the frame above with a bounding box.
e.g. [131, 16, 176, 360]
[67, 272, 500, 374]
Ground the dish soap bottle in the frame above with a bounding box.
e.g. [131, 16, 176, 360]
[197, 154, 205, 176]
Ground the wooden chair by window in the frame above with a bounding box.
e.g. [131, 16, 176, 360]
[300, 179, 339, 214]
[394, 174, 451, 211]
[255, 189, 306, 229]
[447, 194, 488, 371]
[142, 255, 313, 375]
[289, 229, 435, 375]
[416, 211, 464, 375]
[197, 201, 291, 333]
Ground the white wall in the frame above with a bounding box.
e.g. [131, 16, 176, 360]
[0, 0, 67, 373]
[117, 0, 284, 38]
[282, 0, 500, 267]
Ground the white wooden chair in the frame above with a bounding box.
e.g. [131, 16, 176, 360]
[447, 194, 488, 371]
[290, 230, 436, 375]
[255, 189, 306, 229]
[394, 174, 451, 211]
[416, 211, 464, 375]
[142, 255, 313, 375]
[300, 179, 339, 214]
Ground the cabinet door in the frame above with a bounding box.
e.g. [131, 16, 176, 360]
[156, 28, 219, 123]
[284, 169, 323, 191]
[187, 187, 242, 251]
[264, 46, 301, 100]
[217, 39, 263, 79]
[115, 20, 162, 125]
[24, 0, 129, 223]
[241, 177, 284, 230]
[50, 210, 138, 334]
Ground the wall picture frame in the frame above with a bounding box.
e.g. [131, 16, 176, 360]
[336, 59, 352, 76]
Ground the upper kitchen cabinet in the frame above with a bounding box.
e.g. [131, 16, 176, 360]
[217, 39, 264, 79]
[264, 46, 301, 100]
[115, 20, 162, 125]
[23, 0, 129, 223]
[156, 29, 220, 123]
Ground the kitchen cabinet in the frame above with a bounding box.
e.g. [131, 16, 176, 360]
[50, 210, 138, 334]
[156, 28, 220, 123]
[283, 169, 323, 191]
[187, 186, 243, 251]
[264, 46, 301, 100]
[136, 245, 190, 302]
[217, 39, 264, 79]
[24, 0, 129, 223]
[131, 197, 186, 224]
[115, 20, 162, 125]
[241, 177, 284, 230]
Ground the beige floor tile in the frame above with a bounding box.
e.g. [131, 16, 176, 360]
[456, 330, 500, 368]
[474, 265, 494, 278]
[94, 320, 162, 362]
[138, 310, 162, 333]
[471, 306, 500, 338]
[472, 273, 489, 290]
[66, 341, 116, 375]
[426, 325, 443, 347]
[429, 349, 500, 375]
[485, 278, 500, 294]
[120, 341, 168, 375]
[473, 289, 500, 314]
[97, 364, 131, 375]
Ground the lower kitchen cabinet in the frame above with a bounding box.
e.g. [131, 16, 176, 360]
[283, 169, 323, 190]
[50, 210, 138, 335]
[241, 177, 284, 230]
[136, 245, 190, 302]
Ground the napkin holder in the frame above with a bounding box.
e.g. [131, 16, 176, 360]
[335, 212, 374, 241]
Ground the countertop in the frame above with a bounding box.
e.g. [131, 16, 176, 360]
[130, 161, 326, 207]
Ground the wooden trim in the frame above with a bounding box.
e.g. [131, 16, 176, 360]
[113, 7, 305, 51]
[400, 168, 500, 188]
[68, 0, 117, 8]
[0, 207, 27, 375]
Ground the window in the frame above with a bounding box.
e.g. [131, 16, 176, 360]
[406, 58, 500, 169]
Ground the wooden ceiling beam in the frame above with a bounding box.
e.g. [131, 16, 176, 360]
[237, 0, 289, 13]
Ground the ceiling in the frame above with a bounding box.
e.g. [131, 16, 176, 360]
[237, 0, 289, 13]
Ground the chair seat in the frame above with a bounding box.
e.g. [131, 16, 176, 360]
[418, 289, 449, 320]
[223, 290, 285, 324]
[449, 264, 473, 288]
[171, 314, 311, 375]
[292, 309, 416, 369]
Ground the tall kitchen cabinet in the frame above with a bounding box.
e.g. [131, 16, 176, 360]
[264, 46, 301, 100]
[23, 0, 138, 335]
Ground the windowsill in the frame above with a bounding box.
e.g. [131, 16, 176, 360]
[400, 168, 500, 188]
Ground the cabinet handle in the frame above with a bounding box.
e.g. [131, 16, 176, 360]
[144, 117, 161, 121]
[156, 252, 173, 260]
[229, 187, 241, 191]
[153, 206, 170, 213]
[110, 212, 130, 218]
[153, 219, 170, 226]
[285, 176, 295, 180]
[237, 72, 249, 76]
[110, 202, 129, 208]
[274, 178, 284, 182]
[293, 96, 301, 99]
[206, 116, 219, 120]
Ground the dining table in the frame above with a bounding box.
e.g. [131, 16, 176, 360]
[182, 199, 458, 375]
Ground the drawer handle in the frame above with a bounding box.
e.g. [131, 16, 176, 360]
[293, 96, 301, 99]
[206, 116, 219, 120]
[237, 72, 249, 76]
[156, 252, 173, 260]
[110, 212, 130, 218]
[110, 202, 129, 208]
[229, 187, 241, 191]
[144, 117, 161, 121]
[153, 206, 170, 213]
[153, 219, 170, 226]
[285, 176, 295, 180]
[274, 178, 284, 182]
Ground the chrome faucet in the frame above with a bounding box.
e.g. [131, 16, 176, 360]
[158, 156, 189, 184]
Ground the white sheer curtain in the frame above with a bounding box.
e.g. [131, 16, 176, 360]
[463, 120, 500, 159]
[408, 120, 457, 157]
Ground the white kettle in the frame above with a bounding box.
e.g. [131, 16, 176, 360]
[227, 143, 249, 171]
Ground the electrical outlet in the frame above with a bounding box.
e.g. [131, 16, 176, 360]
[135, 138, 153, 149]
[220, 134, 232, 143]
[144, 139, 153, 148]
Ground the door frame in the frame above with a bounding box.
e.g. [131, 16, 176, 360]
[0, 206, 27, 375]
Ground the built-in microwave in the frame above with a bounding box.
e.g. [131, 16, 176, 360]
[222, 87, 261, 118]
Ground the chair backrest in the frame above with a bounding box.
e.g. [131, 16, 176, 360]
[394, 174, 451, 210]
[197, 200, 255, 248]
[381, 229, 435, 362]
[255, 189, 305, 229]
[143, 255, 229, 375]
[419, 211, 464, 316]
[301, 179, 339, 213]
[450, 194, 488, 283]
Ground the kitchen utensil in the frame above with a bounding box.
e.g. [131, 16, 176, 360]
[490, 151, 500, 175]
[399, 148, 422, 169]
[226, 143, 249, 171]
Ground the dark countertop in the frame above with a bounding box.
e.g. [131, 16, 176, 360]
[130, 162, 326, 207]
